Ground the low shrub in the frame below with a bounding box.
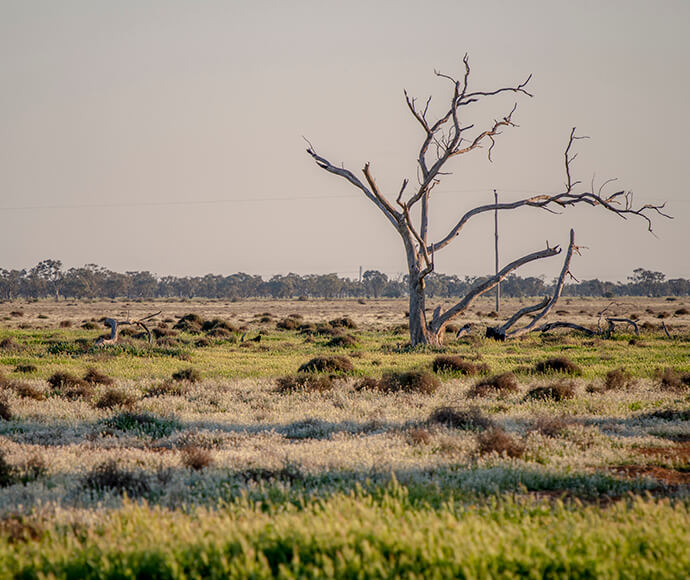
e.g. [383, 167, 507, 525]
[298, 355, 353, 373]
[11, 381, 45, 401]
[432, 355, 487, 375]
[674, 307, 689, 316]
[202, 318, 237, 333]
[428, 406, 494, 430]
[379, 370, 440, 394]
[354, 377, 380, 391]
[81, 321, 99, 330]
[103, 411, 178, 438]
[469, 373, 519, 397]
[533, 357, 582, 375]
[0, 397, 12, 421]
[172, 367, 201, 383]
[526, 381, 576, 402]
[145, 380, 189, 397]
[329, 317, 357, 329]
[656, 367, 690, 391]
[173, 314, 204, 333]
[327, 334, 357, 348]
[82, 460, 149, 497]
[47, 372, 94, 400]
[530, 415, 570, 438]
[0, 451, 15, 487]
[58, 320, 72, 328]
[477, 427, 525, 458]
[83, 367, 114, 386]
[47, 371, 83, 390]
[0, 338, 22, 352]
[405, 427, 431, 446]
[94, 388, 137, 410]
[180, 446, 214, 471]
[276, 318, 299, 330]
[13, 364, 37, 374]
[603, 368, 634, 391]
[276, 373, 335, 393]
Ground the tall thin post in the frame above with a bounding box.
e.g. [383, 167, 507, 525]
[494, 189, 500, 313]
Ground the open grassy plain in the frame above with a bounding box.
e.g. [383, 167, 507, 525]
[0, 296, 688, 578]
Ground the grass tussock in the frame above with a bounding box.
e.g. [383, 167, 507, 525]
[11, 381, 45, 401]
[82, 460, 149, 497]
[171, 367, 201, 383]
[83, 367, 114, 385]
[589, 367, 635, 393]
[276, 373, 335, 393]
[432, 355, 488, 375]
[0, 451, 15, 486]
[533, 357, 582, 375]
[469, 373, 519, 397]
[329, 317, 357, 329]
[180, 446, 214, 471]
[298, 355, 353, 373]
[477, 427, 525, 458]
[0, 338, 22, 352]
[47, 372, 94, 400]
[526, 380, 576, 402]
[378, 370, 440, 394]
[173, 313, 204, 333]
[428, 406, 494, 430]
[276, 318, 299, 330]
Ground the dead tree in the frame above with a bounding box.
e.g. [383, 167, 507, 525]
[307, 55, 669, 346]
[95, 311, 161, 346]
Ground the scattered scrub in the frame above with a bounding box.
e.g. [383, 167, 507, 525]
[298, 355, 353, 373]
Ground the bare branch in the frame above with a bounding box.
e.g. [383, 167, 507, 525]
[306, 145, 401, 228]
[432, 242, 562, 330]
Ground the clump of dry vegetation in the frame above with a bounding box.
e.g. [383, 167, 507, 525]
[533, 357, 582, 375]
[526, 381, 576, 402]
[428, 406, 494, 430]
[326, 334, 357, 348]
[83, 367, 114, 386]
[0, 338, 22, 352]
[276, 317, 299, 330]
[11, 381, 45, 401]
[432, 355, 488, 375]
[477, 428, 525, 458]
[47, 372, 94, 400]
[329, 317, 357, 329]
[405, 426, 432, 446]
[94, 388, 137, 410]
[180, 446, 214, 471]
[469, 373, 519, 397]
[656, 367, 690, 391]
[173, 313, 204, 333]
[145, 380, 190, 398]
[0, 396, 13, 421]
[588, 367, 635, 393]
[298, 355, 353, 373]
[276, 373, 335, 393]
[0, 451, 15, 487]
[378, 370, 440, 394]
[171, 367, 201, 383]
[82, 460, 150, 497]
[530, 415, 571, 438]
[13, 364, 36, 374]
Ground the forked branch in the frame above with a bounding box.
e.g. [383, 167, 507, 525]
[95, 311, 161, 346]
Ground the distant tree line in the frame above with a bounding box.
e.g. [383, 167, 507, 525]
[1, 261, 688, 301]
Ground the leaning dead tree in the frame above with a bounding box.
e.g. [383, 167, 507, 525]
[95, 311, 161, 346]
[307, 55, 669, 346]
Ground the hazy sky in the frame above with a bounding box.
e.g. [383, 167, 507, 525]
[1, 0, 688, 282]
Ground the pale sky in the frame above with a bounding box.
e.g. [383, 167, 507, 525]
[1, 0, 688, 282]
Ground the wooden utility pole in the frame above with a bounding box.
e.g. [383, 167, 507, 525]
[494, 189, 500, 313]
